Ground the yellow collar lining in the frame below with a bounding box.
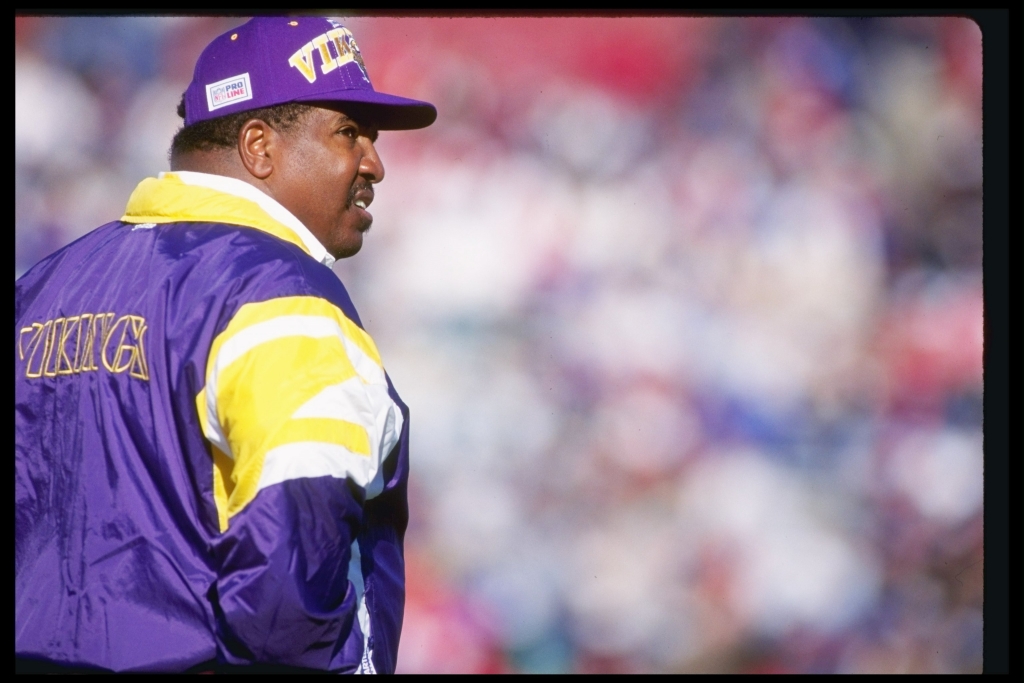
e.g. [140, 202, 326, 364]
[121, 173, 333, 265]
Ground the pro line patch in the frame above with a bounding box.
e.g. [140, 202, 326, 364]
[206, 73, 253, 112]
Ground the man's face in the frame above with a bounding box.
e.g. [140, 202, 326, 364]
[268, 105, 383, 259]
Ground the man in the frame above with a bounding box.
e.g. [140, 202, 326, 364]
[15, 17, 435, 673]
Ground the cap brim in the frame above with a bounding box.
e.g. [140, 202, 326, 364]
[293, 89, 437, 130]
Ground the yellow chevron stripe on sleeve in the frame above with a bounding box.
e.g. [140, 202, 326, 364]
[205, 296, 382, 386]
[198, 295, 385, 531]
[264, 418, 371, 456]
[215, 335, 357, 444]
[216, 336, 356, 526]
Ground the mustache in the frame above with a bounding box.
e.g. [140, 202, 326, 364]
[345, 181, 373, 209]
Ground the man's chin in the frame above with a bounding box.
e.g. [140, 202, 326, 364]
[330, 233, 364, 260]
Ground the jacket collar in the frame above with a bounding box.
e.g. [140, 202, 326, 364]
[121, 171, 335, 268]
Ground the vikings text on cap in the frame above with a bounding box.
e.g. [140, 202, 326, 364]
[288, 27, 368, 84]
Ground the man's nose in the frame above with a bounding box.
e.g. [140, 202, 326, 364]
[359, 138, 385, 183]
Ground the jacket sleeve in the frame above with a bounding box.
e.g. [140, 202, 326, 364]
[195, 295, 403, 671]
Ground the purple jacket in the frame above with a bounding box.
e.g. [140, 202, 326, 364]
[15, 173, 410, 673]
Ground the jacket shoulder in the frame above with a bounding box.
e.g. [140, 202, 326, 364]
[161, 221, 366, 329]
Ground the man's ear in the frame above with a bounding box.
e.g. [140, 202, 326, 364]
[237, 119, 276, 180]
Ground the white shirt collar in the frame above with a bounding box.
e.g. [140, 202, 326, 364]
[164, 171, 336, 269]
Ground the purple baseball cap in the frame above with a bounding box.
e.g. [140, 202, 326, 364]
[182, 16, 436, 130]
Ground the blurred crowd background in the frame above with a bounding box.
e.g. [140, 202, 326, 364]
[15, 15, 984, 674]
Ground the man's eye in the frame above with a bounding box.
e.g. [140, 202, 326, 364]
[339, 127, 358, 139]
